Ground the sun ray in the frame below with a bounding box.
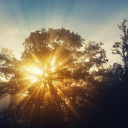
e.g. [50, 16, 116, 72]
[0, 28, 101, 128]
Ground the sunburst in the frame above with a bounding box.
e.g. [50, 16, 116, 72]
[4, 29, 97, 126]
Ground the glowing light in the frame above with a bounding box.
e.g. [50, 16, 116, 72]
[31, 67, 42, 75]
[26, 68, 29, 71]
[51, 57, 56, 66]
[50, 67, 55, 72]
[26, 66, 42, 75]
[17, 51, 87, 120]
[45, 74, 48, 76]
[28, 76, 38, 83]
[85, 58, 89, 62]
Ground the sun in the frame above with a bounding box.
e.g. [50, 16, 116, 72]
[31, 67, 42, 75]
[24, 62, 57, 84]
[24, 65, 43, 83]
[25, 66, 42, 75]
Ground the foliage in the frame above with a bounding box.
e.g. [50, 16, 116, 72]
[112, 18, 128, 76]
[0, 28, 108, 127]
[95, 63, 124, 86]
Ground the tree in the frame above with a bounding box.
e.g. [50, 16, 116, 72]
[0, 28, 108, 127]
[95, 63, 124, 86]
[112, 19, 128, 77]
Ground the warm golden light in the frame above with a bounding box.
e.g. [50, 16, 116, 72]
[50, 67, 55, 72]
[9, 42, 90, 126]
[25, 66, 42, 75]
[30, 67, 42, 75]
[23, 65, 43, 84]
[28, 75, 38, 83]
[45, 73, 48, 76]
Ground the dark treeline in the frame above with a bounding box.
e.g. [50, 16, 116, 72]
[0, 19, 128, 128]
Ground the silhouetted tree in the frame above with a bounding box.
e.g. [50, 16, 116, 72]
[112, 19, 128, 78]
[0, 28, 108, 127]
[96, 63, 124, 86]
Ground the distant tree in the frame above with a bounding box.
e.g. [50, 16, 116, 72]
[112, 19, 128, 77]
[96, 63, 124, 86]
[0, 28, 108, 127]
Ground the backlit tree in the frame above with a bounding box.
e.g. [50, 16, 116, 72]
[0, 28, 108, 127]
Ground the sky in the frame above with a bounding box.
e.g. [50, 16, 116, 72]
[0, 0, 128, 66]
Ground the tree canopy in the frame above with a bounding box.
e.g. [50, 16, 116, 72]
[0, 28, 108, 127]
